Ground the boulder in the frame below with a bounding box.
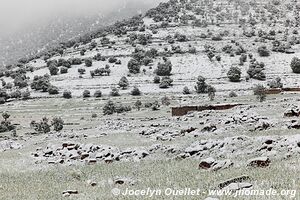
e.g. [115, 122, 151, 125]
[247, 157, 270, 168]
[218, 175, 251, 189]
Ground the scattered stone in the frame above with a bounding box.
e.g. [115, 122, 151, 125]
[199, 157, 215, 169]
[247, 157, 270, 168]
[218, 175, 251, 189]
[202, 123, 217, 132]
[114, 177, 136, 185]
[222, 182, 253, 191]
[87, 180, 97, 187]
[284, 106, 300, 117]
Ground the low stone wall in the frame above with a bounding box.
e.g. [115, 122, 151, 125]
[171, 104, 243, 116]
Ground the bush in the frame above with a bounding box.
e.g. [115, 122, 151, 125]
[195, 76, 209, 93]
[258, 46, 270, 57]
[128, 58, 141, 74]
[161, 96, 171, 106]
[183, 86, 191, 94]
[108, 57, 117, 63]
[247, 62, 266, 80]
[207, 85, 216, 101]
[0, 112, 15, 133]
[110, 87, 120, 96]
[60, 67, 68, 74]
[103, 100, 116, 115]
[83, 90, 91, 98]
[78, 68, 86, 74]
[94, 90, 102, 97]
[51, 117, 64, 132]
[155, 59, 172, 76]
[153, 76, 161, 84]
[291, 57, 300, 73]
[131, 86, 141, 96]
[85, 58, 93, 67]
[118, 76, 129, 89]
[159, 76, 173, 88]
[134, 100, 142, 110]
[48, 85, 59, 95]
[268, 77, 283, 88]
[22, 90, 31, 100]
[49, 65, 59, 75]
[14, 75, 28, 88]
[253, 84, 267, 102]
[151, 101, 160, 111]
[30, 117, 51, 133]
[227, 67, 242, 82]
[229, 91, 238, 98]
[9, 90, 22, 99]
[63, 90, 72, 99]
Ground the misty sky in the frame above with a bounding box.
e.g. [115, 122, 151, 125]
[0, 0, 163, 36]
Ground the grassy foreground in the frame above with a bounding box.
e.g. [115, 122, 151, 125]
[0, 159, 299, 200]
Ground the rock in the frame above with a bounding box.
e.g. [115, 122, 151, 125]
[218, 175, 251, 189]
[284, 106, 300, 117]
[199, 157, 215, 169]
[222, 182, 252, 191]
[254, 120, 271, 131]
[87, 180, 97, 186]
[199, 158, 233, 171]
[247, 157, 270, 168]
[204, 198, 219, 200]
[202, 123, 217, 132]
[62, 190, 78, 195]
[114, 177, 135, 185]
[211, 159, 233, 171]
[86, 159, 97, 165]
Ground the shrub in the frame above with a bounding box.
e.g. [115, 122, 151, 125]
[51, 117, 64, 132]
[103, 100, 116, 115]
[118, 76, 129, 89]
[291, 57, 300, 73]
[0, 112, 15, 133]
[155, 59, 172, 76]
[195, 76, 209, 93]
[9, 90, 22, 99]
[30, 117, 51, 133]
[48, 85, 59, 95]
[207, 85, 216, 101]
[108, 57, 117, 63]
[60, 67, 68, 74]
[128, 58, 141, 74]
[268, 77, 283, 88]
[94, 90, 102, 98]
[134, 100, 142, 110]
[63, 90, 72, 99]
[22, 90, 31, 100]
[253, 84, 267, 102]
[229, 91, 238, 98]
[161, 96, 171, 106]
[227, 67, 242, 82]
[159, 76, 173, 88]
[78, 68, 86, 74]
[183, 86, 191, 94]
[110, 87, 120, 96]
[83, 90, 91, 98]
[151, 101, 160, 111]
[85, 58, 93, 67]
[131, 86, 141, 96]
[247, 62, 266, 80]
[258, 46, 270, 57]
[153, 76, 161, 84]
[14, 75, 28, 88]
[49, 65, 59, 75]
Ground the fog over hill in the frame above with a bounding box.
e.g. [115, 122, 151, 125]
[0, 0, 164, 65]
